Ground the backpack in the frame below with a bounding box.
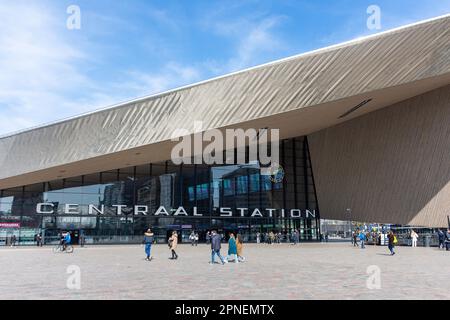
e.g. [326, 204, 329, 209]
[393, 236, 398, 244]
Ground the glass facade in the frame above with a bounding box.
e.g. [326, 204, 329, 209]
[0, 136, 320, 245]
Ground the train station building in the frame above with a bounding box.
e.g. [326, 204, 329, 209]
[0, 15, 449, 244]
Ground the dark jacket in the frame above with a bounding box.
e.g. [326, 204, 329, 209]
[387, 234, 395, 246]
[211, 234, 221, 251]
[437, 230, 445, 241]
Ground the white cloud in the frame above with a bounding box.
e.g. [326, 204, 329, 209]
[0, 2, 94, 135]
[0, 2, 286, 136]
[202, 13, 288, 73]
[0, 2, 203, 136]
[227, 16, 286, 71]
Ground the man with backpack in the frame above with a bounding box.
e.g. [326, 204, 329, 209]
[359, 230, 366, 249]
[387, 230, 397, 255]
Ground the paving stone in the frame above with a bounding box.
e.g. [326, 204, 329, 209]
[0, 243, 449, 299]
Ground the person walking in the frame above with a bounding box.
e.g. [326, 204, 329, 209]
[387, 230, 396, 255]
[352, 230, 358, 247]
[210, 230, 226, 264]
[236, 233, 245, 262]
[194, 232, 199, 246]
[79, 232, 85, 248]
[37, 233, 43, 247]
[264, 232, 269, 244]
[294, 229, 300, 245]
[189, 231, 196, 246]
[437, 229, 445, 250]
[410, 230, 419, 247]
[359, 230, 366, 249]
[226, 233, 239, 263]
[256, 232, 260, 244]
[168, 231, 178, 260]
[144, 229, 154, 261]
[445, 229, 450, 251]
[11, 234, 17, 247]
[269, 231, 275, 245]
[206, 231, 211, 245]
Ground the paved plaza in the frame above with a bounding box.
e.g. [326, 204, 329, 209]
[0, 242, 449, 300]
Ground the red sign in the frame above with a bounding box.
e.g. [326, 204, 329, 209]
[0, 223, 20, 228]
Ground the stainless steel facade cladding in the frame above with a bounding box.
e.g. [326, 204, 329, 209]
[1, 15, 449, 184]
[0, 137, 319, 245]
[308, 85, 450, 228]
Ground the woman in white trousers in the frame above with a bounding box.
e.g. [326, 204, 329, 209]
[411, 230, 418, 247]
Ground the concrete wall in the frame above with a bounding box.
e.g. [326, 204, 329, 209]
[308, 85, 450, 227]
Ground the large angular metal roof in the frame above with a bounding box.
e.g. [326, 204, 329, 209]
[0, 14, 449, 189]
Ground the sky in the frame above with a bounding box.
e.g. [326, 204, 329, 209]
[0, 0, 449, 136]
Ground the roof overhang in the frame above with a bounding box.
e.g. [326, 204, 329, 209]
[1, 14, 449, 189]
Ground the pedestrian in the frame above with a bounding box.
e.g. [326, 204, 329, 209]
[256, 232, 260, 244]
[437, 229, 445, 249]
[410, 230, 419, 247]
[37, 233, 43, 247]
[359, 230, 366, 249]
[445, 229, 450, 251]
[168, 231, 178, 260]
[352, 230, 358, 247]
[194, 232, 199, 246]
[79, 232, 85, 248]
[387, 230, 397, 255]
[325, 232, 329, 243]
[63, 231, 71, 251]
[206, 231, 211, 244]
[189, 231, 196, 246]
[295, 229, 300, 245]
[11, 235, 17, 247]
[236, 233, 245, 262]
[226, 233, 239, 263]
[269, 231, 275, 245]
[144, 228, 154, 261]
[210, 230, 226, 264]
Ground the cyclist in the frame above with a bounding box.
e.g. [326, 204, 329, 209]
[62, 232, 72, 251]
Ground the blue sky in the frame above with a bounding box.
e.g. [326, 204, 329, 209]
[0, 0, 449, 136]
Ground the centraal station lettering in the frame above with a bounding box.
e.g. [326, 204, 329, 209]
[36, 203, 317, 218]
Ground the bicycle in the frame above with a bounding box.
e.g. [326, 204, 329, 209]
[53, 243, 74, 253]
